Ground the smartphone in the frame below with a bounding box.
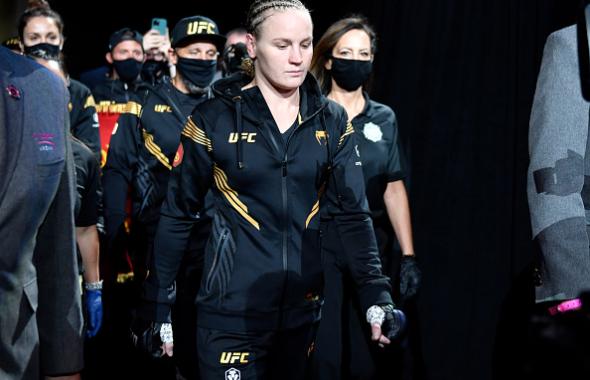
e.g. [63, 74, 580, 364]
[151, 18, 167, 35]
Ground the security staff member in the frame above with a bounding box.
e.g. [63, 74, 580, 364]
[310, 16, 421, 380]
[104, 15, 225, 380]
[18, 0, 100, 159]
[138, 2, 405, 379]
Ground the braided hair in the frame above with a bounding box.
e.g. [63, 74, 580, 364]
[246, 0, 309, 36]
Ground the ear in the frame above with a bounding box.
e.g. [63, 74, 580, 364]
[168, 48, 178, 65]
[106, 52, 113, 64]
[324, 57, 332, 70]
[246, 33, 256, 59]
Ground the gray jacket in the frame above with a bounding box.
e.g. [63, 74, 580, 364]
[527, 25, 590, 302]
[0, 47, 83, 378]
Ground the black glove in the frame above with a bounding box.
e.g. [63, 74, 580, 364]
[400, 255, 422, 301]
[380, 304, 407, 340]
[130, 314, 166, 358]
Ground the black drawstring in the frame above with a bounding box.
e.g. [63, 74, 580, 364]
[320, 110, 342, 206]
[233, 96, 244, 169]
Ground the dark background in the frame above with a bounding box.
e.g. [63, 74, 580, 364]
[1, 1, 583, 379]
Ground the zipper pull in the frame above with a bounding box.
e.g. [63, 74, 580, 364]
[282, 160, 287, 177]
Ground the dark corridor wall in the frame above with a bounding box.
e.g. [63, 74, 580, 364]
[1, 0, 583, 379]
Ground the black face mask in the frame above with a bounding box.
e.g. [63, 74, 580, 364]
[330, 57, 373, 91]
[113, 58, 143, 83]
[141, 59, 168, 84]
[222, 43, 249, 77]
[176, 57, 217, 88]
[24, 43, 61, 60]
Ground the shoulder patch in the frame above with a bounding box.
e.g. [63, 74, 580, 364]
[173, 143, 184, 167]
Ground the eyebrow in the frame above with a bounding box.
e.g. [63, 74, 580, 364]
[338, 47, 370, 52]
[272, 37, 312, 43]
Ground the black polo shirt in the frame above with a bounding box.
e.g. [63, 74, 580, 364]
[351, 93, 406, 221]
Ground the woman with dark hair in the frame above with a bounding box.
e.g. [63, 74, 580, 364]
[18, 0, 101, 160]
[138, 1, 405, 379]
[310, 16, 422, 379]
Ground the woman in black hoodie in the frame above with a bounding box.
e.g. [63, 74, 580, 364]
[139, 1, 406, 379]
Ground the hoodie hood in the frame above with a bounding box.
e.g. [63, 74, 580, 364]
[211, 72, 328, 122]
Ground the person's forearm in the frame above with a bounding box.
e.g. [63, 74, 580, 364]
[76, 225, 100, 283]
[46, 373, 81, 380]
[383, 180, 415, 256]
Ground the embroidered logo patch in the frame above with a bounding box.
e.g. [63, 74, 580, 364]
[315, 130, 328, 145]
[220, 352, 250, 364]
[363, 122, 383, 142]
[228, 132, 256, 143]
[173, 143, 184, 168]
[225, 367, 241, 380]
[32, 132, 56, 152]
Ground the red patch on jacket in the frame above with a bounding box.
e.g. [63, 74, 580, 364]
[173, 143, 184, 167]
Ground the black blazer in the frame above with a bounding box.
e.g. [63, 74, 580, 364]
[0, 47, 83, 379]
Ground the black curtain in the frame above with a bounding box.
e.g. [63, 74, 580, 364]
[16, 0, 582, 379]
[357, 1, 578, 379]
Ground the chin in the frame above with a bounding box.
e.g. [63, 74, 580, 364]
[275, 76, 305, 92]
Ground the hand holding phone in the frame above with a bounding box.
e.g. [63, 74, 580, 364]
[144, 18, 170, 54]
[151, 18, 167, 36]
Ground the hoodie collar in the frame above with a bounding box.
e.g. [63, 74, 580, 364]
[211, 71, 328, 122]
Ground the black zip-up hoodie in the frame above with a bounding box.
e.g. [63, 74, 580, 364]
[143, 72, 392, 331]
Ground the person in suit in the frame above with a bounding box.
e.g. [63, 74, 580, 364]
[527, 24, 590, 308]
[0, 46, 84, 379]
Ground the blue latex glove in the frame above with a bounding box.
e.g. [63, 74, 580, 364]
[85, 289, 103, 338]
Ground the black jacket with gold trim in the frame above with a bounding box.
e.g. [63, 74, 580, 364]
[144, 73, 393, 331]
[102, 79, 209, 242]
[92, 78, 145, 167]
[69, 79, 100, 160]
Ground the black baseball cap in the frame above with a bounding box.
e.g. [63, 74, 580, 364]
[108, 27, 144, 51]
[171, 15, 226, 51]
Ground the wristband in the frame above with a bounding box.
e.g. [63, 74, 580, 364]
[84, 280, 103, 291]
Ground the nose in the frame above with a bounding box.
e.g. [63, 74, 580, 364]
[289, 47, 303, 65]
